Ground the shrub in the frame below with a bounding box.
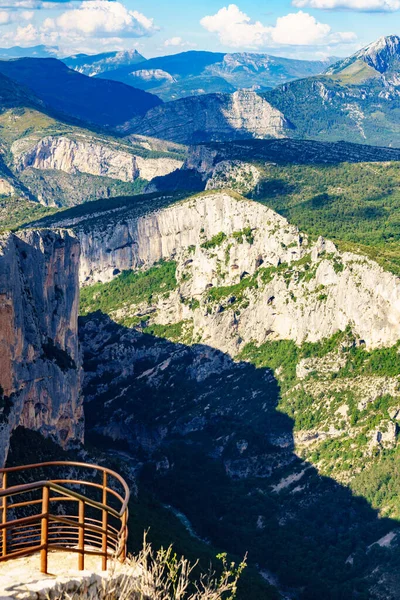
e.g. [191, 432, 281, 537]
[66, 535, 246, 600]
[201, 232, 227, 250]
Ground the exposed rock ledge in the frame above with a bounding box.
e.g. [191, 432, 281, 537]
[12, 136, 183, 183]
[0, 229, 83, 466]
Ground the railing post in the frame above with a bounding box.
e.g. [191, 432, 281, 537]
[1, 472, 7, 558]
[78, 499, 85, 571]
[102, 472, 108, 571]
[40, 485, 49, 574]
[121, 510, 127, 562]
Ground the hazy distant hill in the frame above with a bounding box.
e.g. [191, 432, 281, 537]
[0, 45, 57, 59]
[66, 49, 334, 101]
[0, 58, 162, 129]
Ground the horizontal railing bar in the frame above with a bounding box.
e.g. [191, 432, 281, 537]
[10, 531, 41, 542]
[5, 520, 119, 542]
[47, 544, 110, 558]
[9, 495, 79, 509]
[0, 460, 129, 569]
[48, 529, 118, 544]
[8, 525, 41, 535]
[9, 534, 118, 549]
[0, 482, 121, 519]
[48, 514, 118, 539]
[0, 544, 45, 562]
[0, 461, 130, 513]
[49, 483, 121, 518]
[0, 481, 49, 498]
[52, 516, 120, 534]
[0, 513, 43, 531]
[2, 488, 122, 523]
[49, 480, 125, 505]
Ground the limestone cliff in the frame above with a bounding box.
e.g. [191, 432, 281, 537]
[12, 135, 183, 183]
[48, 191, 400, 351]
[0, 229, 83, 465]
[125, 90, 291, 144]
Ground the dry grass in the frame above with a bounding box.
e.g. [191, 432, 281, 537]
[64, 535, 246, 600]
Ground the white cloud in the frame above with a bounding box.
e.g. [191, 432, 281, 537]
[0, 8, 34, 25]
[293, 0, 400, 10]
[0, 1, 158, 53]
[43, 1, 157, 38]
[200, 4, 356, 48]
[10, 24, 40, 44]
[164, 37, 184, 46]
[164, 36, 194, 48]
[200, 5, 269, 48]
[271, 11, 331, 44]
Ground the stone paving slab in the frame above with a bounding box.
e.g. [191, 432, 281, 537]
[0, 550, 123, 599]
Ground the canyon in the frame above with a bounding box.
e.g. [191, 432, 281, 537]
[2, 186, 400, 598]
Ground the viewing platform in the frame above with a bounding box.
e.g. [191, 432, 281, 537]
[0, 460, 130, 597]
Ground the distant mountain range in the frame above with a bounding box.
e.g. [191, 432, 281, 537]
[0, 46, 336, 101]
[0, 37, 400, 146]
[0, 58, 161, 129]
[125, 35, 400, 147]
[66, 49, 335, 101]
[0, 45, 57, 59]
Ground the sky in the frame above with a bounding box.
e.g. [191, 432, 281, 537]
[0, 0, 399, 59]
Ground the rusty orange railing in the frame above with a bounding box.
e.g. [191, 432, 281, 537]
[0, 461, 130, 573]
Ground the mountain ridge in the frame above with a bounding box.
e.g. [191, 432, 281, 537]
[65, 49, 335, 101]
[327, 34, 400, 77]
[0, 57, 162, 129]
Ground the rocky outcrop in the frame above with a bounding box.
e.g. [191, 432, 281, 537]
[125, 90, 291, 143]
[0, 178, 15, 197]
[0, 229, 83, 465]
[65, 192, 305, 286]
[12, 136, 183, 183]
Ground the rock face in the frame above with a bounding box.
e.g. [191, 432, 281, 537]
[0, 178, 15, 197]
[182, 146, 261, 194]
[52, 191, 400, 350]
[12, 136, 183, 183]
[327, 35, 400, 77]
[71, 192, 304, 286]
[126, 90, 290, 143]
[0, 229, 83, 465]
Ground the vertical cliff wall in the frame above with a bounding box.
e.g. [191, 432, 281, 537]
[0, 229, 83, 466]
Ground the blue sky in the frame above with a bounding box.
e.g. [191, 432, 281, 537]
[0, 0, 399, 58]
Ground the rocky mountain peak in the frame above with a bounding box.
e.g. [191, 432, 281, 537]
[327, 34, 400, 76]
[360, 34, 400, 73]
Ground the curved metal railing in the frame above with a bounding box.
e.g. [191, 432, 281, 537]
[0, 461, 130, 573]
